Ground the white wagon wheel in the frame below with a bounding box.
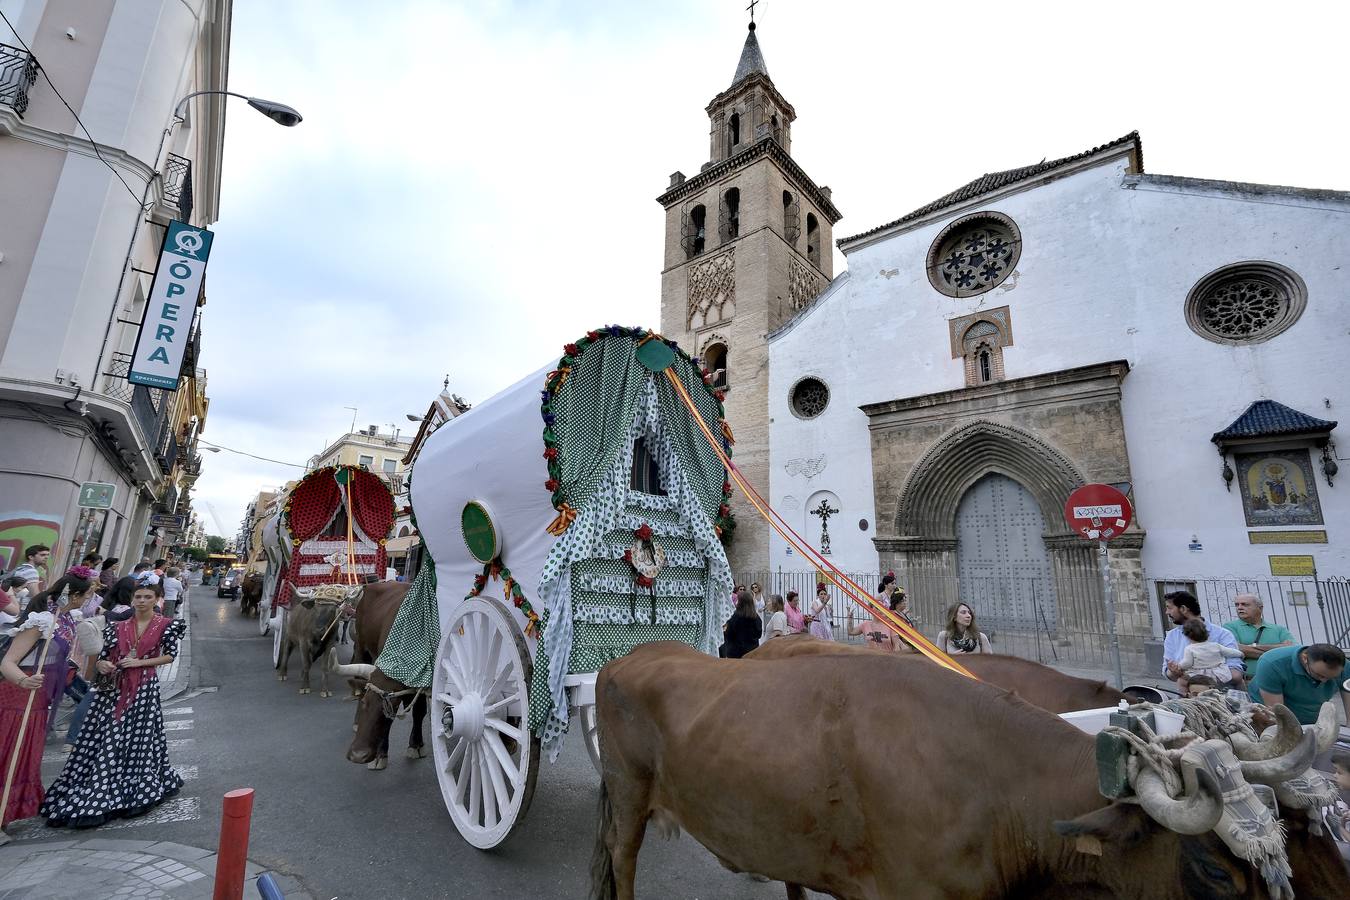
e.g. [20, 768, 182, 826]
[432, 596, 540, 849]
[578, 702, 602, 775]
[271, 606, 287, 669]
[258, 596, 272, 636]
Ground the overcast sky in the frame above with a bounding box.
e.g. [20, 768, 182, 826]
[192, 0, 1349, 536]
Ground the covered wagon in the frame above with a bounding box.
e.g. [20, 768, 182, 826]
[393, 324, 736, 847]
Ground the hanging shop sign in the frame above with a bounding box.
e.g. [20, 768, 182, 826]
[128, 220, 214, 389]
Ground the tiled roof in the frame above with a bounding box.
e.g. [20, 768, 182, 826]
[731, 23, 769, 87]
[837, 132, 1143, 248]
[1211, 400, 1337, 444]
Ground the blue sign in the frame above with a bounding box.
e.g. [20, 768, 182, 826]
[128, 220, 213, 389]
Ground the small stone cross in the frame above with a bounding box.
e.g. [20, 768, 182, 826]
[810, 498, 839, 555]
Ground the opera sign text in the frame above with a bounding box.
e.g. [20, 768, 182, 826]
[128, 220, 214, 389]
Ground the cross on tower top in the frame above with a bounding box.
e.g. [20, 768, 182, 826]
[747, 0, 759, 26]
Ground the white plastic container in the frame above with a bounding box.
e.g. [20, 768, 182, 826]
[1059, 705, 1185, 737]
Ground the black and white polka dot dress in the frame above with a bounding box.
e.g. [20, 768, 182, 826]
[40, 618, 186, 828]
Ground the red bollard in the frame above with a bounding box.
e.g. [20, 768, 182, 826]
[213, 788, 255, 900]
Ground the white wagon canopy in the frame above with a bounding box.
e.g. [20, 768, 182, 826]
[401, 325, 735, 842]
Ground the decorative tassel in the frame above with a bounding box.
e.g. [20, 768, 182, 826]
[546, 503, 577, 535]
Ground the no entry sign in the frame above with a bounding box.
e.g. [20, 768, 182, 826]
[1064, 484, 1133, 542]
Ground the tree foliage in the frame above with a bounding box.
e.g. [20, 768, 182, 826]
[206, 534, 228, 553]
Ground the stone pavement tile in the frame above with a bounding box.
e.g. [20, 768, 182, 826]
[71, 838, 158, 852]
[144, 841, 214, 864]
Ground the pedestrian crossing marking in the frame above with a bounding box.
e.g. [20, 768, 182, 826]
[163, 706, 193, 716]
[164, 719, 194, 732]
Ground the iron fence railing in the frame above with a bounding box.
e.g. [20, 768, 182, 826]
[161, 153, 193, 222]
[734, 568, 1350, 678]
[0, 43, 38, 118]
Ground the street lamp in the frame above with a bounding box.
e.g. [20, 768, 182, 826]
[173, 90, 303, 127]
[95, 87, 303, 386]
[405, 414, 422, 422]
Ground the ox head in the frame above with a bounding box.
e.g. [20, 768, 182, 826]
[1056, 706, 1323, 900]
[341, 662, 410, 766]
[287, 582, 362, 654]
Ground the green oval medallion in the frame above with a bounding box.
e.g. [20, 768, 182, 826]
[461, 501, 498, 563]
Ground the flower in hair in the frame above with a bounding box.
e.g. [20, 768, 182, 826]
[66, 565, 97, 581]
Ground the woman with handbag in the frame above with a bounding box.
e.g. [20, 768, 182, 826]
[41, 581, 185, 829]
[0, 571, 95, 841]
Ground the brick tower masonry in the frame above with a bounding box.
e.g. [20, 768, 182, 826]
[657, 22, 842, 575]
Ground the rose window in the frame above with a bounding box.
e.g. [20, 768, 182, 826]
[927, 213, 1022, 298]
[1185, 262, 1307, 345]
[790, 378, 830, 419]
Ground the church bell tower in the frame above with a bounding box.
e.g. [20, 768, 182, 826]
[657, 21, 842, 574]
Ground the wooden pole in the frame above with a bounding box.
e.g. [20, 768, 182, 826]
[0, 628, 55, 829]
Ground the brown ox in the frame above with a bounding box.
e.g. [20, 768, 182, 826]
[592, 642, 1348, 900]
[239, 573, 264, 618]
[278, 582, 360, 697]
[748, 635, 1131, 713]
[327, 581, 428, 771]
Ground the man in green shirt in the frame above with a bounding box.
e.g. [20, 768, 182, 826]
[1247, 643, 1348, 725]
[1222, 593, 1294, 664]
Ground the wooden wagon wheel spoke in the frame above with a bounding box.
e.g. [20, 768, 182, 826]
[483, 690, 523, 717]
[432, 596, 540, 849]
[484, 716, 523, 742]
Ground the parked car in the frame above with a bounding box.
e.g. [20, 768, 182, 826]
[218, 569, 244, 599]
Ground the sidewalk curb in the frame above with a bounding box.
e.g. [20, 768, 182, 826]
[0, 837, 313, 899]
[161, 599, 193, 703]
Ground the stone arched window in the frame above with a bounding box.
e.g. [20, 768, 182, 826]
[783, 190, 800, 244]
[720, 188, 741, 243]
[949, 308, 1013, 387]
[702, 341, 728, 390]
[806, 213, 820, 266]
[728, 112, 741, 151]
[683, 204, 707, 258]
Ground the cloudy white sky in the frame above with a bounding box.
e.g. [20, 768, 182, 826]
[193, 0, 1349, 536]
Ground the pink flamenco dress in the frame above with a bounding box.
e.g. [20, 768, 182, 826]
[1, 610, 75, 829]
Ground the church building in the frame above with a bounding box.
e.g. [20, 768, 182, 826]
[659, 23, 1349, 665]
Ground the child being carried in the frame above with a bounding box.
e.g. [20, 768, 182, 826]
[1177, 616, 1243, 693]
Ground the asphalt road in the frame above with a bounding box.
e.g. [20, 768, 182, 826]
[168, 588, 788, 900]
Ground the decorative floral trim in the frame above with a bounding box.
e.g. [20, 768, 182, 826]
[540, 325, 735, 544]
[466, 557, 543, 637]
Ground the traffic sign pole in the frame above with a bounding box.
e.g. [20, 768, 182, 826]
[1065, 483, 1134, 691]
[1098, 539, 1124, 690]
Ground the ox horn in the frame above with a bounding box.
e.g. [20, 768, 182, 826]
[285, 580, 314, 599]
[1238, 707, 1318, 786]
[327, 646, 376, 679]
[1310, 701, 1338, 754]
[1229, 704, 1304, 761]
[1132, 763, 1224, 835]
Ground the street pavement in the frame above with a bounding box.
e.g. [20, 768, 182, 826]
[2, 576, 789, 899]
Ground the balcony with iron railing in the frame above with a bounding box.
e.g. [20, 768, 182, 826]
[152, 152, 194, 224]
[0, 43, 38, 119]
[101, 352, 180, 473]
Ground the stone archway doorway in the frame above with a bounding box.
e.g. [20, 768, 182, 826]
[954, 473, 1056, 631]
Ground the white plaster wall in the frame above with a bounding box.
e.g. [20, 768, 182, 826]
[769, 155, 1350, 588]
[2, 0, 212, 387]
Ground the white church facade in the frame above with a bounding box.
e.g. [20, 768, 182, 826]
[658, 24, 1349, 667]
[768, 134, 1349, 657]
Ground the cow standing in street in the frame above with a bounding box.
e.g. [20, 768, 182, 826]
[239, 573, 264, 619]
[327, 581, 427, 771]
[591, 642, 1347, 900]
[278, 582, 360, 697]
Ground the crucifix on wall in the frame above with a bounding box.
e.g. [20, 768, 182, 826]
[810, 498, 840, 555]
